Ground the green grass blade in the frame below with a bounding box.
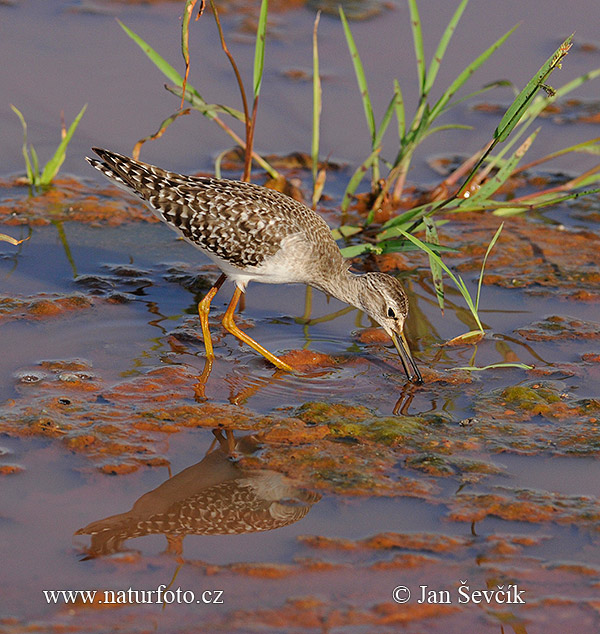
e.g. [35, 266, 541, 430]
[165, 84, 244, 121]
[422, 123, 472, 140]
[455, 362, 533, 371]
[398, 230, 459, 285]
[430, 24, 518, 121]
[554, 67, 600, 99]
[492, 186, 600, 216]
[446, 79, 518, 110]
[378, 211, 429, 239]
[340, 243, 376, 258]
[29, 145, 40, 184]
[424, 216, 445, 312]
[373, 90, 399, 148]
[495, 34, 573, 142]
[398, 229, 483, 331]
[464, 129, 539, 205]
[339, 6, 376, 144]
[507, 68, 600, 154]
[475, 223, 503, 313]
[569, 166, 600, 188]
[490, 68, 600, 171]
[407, 0, 426, 92]
[454, 273, 481, 330]
[119, 20, 185, 86]
[214, 148, 231, 179]
[331, 225, 363, 240]
[40, 104, 87, 185]
[118, 19, 232, 119]
[394, 79, 405, 140]
[341, 148, 380, 212]
[424, 0, 469, 94]
[378, 239, 456, 254]
[312, 11, 322, 186]
[165, 87, 278, 179]
[339, 238, 453, 259]
[10, 104, 34, 184]
[492, 68, 600, 166]
[532, 137, 600, 163]
[253, 0, 268, 99]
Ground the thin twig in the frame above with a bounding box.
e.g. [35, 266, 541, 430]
[209, 0, 251, 180]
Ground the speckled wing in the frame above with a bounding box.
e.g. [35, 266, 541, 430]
[86, 148, 336, 272]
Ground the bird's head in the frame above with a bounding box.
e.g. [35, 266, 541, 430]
[358, 272, 423, 384]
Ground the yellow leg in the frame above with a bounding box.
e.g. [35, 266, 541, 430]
[222, 287, 294, 372]
[197, 273, 227, 360]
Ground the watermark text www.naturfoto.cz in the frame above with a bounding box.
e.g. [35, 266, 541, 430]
[43, 585, 224, 606]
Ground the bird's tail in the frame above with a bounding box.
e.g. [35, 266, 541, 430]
[86, 147, 141, 189]
[86, 147, 179, 202]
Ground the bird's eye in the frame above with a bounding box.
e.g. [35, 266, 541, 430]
[387, 307, 396, 318]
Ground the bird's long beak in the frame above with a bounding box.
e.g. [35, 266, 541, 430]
[391, 331, 423, 385]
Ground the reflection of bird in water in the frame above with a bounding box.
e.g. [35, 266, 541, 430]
[87, 148, 422, 383]
[75, 430, 320, 558]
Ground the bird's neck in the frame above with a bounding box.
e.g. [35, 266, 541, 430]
[316, 268, 367, 313]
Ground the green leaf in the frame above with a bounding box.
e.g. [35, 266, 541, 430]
[446, 79, 518, 110]
[119, 20, 186, 86]
[397, 229, 483, 331]
[394, 79, 405, 140]
[253, 0, 269, 99]
[29, 144, 40, 183]
[312, 11, 322, 186]
[430, 24, 518, 121]
[424, 216, 444, 312]
[488, 69, 600, 172]
[374, 90, 400, 148]
[463, 129, 539, 205]
[454, 362, 533, 371]
[339, 6, 376, 144]
[407, 0, 426, 92]
[10, 104, 36, 185]
[331, 225, 362, 240]
[341, 148, 380, 212]
[214, 148, 230, 179]
[119, 19, 243, 121]
[165, 84, 244, 120]
[421, 123, 473, 141]
[424, 0, 469, 95]
[492, 186, 600, 216]
[495, 34, 573, 142]
[524, 136, 600, 167]
[40, 104, 87, 185]
[475, 222, 503, 314]
[378, 238, 456, 254]
[379, 199, 437, 234]
[340, 243, 376, 258]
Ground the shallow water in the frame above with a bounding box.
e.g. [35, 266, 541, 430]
[2, 0, 600, 632]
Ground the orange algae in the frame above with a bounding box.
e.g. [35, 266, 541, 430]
[279, 349, 337, 370]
